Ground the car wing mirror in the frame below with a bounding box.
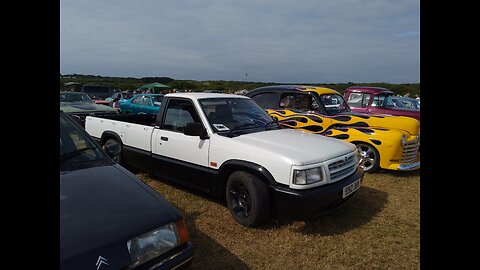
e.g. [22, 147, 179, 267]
[184, 122, 209, 139]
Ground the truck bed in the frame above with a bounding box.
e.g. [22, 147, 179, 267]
[98, 113, 157, 126]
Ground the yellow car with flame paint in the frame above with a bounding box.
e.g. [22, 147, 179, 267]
[246, 85, 420, 173]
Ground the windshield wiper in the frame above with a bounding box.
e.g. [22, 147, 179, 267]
[60, 147, 98, 162]
[227, 123, 260, 137]
[264, 119, 279, 130]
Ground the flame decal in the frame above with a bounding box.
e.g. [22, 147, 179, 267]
[303, 125, 324, 132]
[330, 134, 350, 140]
[333, 115, 352, 122]
[370, 139, 382, 145]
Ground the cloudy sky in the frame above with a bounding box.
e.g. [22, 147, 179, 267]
[60, 0, 419, 83]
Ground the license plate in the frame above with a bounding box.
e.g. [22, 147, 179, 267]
[342, 179, 361, 198]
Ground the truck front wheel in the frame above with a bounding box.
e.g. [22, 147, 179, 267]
[226, 171, 271, 227]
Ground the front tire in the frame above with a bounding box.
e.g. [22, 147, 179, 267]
[355, 142, 380, 173]
[226, 171, 271, 227]
[102, 138, 123, 165]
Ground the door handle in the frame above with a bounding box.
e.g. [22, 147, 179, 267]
[161, 136, 168, 141]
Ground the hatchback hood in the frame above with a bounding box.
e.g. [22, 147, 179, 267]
[60, 164, 178, 268]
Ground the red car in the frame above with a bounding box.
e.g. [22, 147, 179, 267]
[344, 86, 420, 121]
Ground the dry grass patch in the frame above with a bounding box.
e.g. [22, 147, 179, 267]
[138, 169, 420, 269]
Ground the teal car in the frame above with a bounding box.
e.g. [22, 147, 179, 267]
[105, 91, 135, 104]
[120, 94, 164, 114]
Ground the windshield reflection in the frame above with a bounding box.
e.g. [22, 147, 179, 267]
[199, 98, 275, 136]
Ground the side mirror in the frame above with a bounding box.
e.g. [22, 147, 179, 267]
[184, 122, 209, 139]
[104, 142, 121, 158]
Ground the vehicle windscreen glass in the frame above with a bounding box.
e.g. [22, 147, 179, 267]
[60, 114, 109, 171]
[60, 92, 94, 104]
[319, 94, 350, 115]
[199, 98, 275, 135]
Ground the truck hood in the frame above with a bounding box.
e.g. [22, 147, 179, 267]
[60, 102, 118, 113]
[229, 129, 356, 165]
[60, 164, 178, 269]
[332, 112, 420, 135]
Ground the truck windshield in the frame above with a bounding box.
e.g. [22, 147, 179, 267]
[319, 94, 350, 115]
[60, 113, 109, 171]
[199, 98, 275, 135]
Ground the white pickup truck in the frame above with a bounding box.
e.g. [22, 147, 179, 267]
[85, 93, 364, 227]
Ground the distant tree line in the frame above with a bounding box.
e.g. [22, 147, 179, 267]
[60, 74, 419, 97]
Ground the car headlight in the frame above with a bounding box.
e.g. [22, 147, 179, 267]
[127, 219, 189, 269]
[293, 166, 324, 185]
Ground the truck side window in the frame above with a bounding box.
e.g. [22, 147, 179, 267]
[347, 93, 363, 107]
[372, 95, 386, 107]
[362, 94, 372, 107]
[163, 99, 202, 132]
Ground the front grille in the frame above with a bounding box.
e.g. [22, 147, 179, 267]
[401, 139, 420, 163]
[327, 153, 357, 182]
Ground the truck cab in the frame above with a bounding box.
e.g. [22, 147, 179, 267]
[344, 86, 420, 121]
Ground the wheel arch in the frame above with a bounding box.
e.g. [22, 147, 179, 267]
[100, 131, 123, 146]
[217, 160, 277, 199]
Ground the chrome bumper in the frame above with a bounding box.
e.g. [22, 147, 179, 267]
[398, 162, 420, 171]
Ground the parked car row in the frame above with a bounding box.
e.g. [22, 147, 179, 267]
[344, 86, 420, 121]
[60, 85, 419, 269]
[245, 85, 420, 173]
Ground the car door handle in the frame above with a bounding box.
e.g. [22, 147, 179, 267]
[161, 136, 168, 141]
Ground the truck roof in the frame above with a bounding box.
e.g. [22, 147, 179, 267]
[345, 86, 394, 95]
[165, 92, 250, 101]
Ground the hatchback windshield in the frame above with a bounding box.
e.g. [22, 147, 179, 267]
[60, 92, 94, 104]
[60, 113, 109, 171]
[199, 98, 276, 136]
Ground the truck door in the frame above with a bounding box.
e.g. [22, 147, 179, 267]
[151, 98, 213, 191]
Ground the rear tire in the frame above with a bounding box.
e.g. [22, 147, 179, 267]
[103, 138, 123, 165]
[226, 171, 271, 227]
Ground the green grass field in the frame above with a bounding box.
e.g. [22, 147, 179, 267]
[139, 169, 420, 269]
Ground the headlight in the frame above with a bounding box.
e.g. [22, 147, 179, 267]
[293, 166, 324, 185]
[127, 220, 189, 269]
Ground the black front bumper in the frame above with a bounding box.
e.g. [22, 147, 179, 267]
[141, 242, 194, 270]
[271, 167, 364, 219]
